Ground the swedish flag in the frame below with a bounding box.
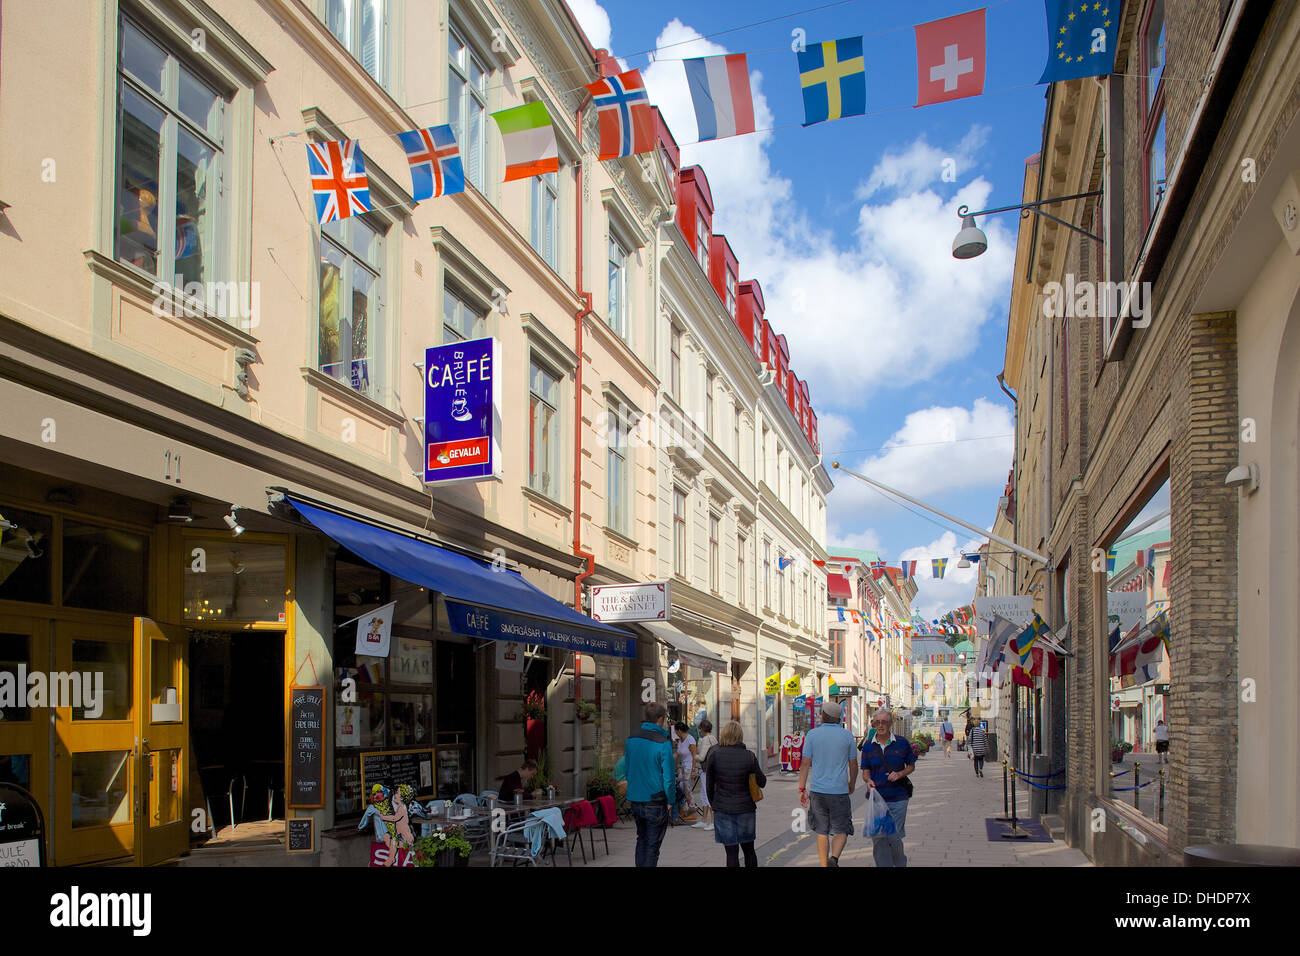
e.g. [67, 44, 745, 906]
[1015, 614, 1048, 665]
[797, 36, 866, 126]
[1040, 1, 1124, 84]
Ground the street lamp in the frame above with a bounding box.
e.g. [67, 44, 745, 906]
[952, 190, 1104, 260]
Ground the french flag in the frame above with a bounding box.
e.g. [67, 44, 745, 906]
[683, 54, 755, 141]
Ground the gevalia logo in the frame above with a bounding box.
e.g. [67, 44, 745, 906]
[49, 886, 151, 936]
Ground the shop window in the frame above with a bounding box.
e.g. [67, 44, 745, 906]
[0, 633, 32, 722]
[319, 212, 385, 400]
[61, 521, 148, 615]
[1103, 476, 1171, 825]
[72, 638, 133, 722]
[115, 16, 226, 290]
[183, 539, 286, 623]
[0, 505, 53, 604]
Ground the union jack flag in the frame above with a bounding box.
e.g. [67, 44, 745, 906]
[306, 139, 370, 225]
[584, 68, 656, 161]
[396, 125, 465, 202]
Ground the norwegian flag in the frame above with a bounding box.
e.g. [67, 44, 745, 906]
[870, 560, 886, 580]
[306, 139, 370, 225]
[396, 125, 465, 202]
[585, 68, 656, 161]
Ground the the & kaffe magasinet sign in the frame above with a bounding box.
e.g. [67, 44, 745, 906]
[590, 582, 668, 623]
[423, 336, 501, 484]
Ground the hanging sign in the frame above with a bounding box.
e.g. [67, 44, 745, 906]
[423, 336, 502, 484]
[765, 673, 781, 695]
[590, 582, 669, 622]
[784, 674, 802, 695]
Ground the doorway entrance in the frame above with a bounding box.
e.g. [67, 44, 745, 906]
[190, 630, 284, 843]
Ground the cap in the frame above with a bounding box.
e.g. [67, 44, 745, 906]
[821, 700, 842, 721]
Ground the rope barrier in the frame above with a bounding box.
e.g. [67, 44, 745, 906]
[1017, 778, 1067, 791]
[1015, 767, 1066, 780]
[1110, 769, 1131, 778]
[1111, 780, 1156, 792]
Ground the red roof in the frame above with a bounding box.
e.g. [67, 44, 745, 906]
[827, 573, 851, 598]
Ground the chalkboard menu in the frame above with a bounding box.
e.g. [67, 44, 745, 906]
[289, 686, 326, 808]
[286, 818, 313, 853]
[0, 782, 46, 868]
[360, 749, 435, 801]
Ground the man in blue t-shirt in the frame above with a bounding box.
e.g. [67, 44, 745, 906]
[860, 707, 916, 867]
[798, 700, 858, 867]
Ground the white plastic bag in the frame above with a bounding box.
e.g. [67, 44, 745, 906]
[867, 787, 896, 837]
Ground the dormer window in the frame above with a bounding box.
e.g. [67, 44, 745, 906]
[725, 270, 737, 317]
[696, 211, 709, 273]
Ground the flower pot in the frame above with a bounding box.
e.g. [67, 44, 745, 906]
[1111, 750, 1125, 763]
[525, 717, 546, 761]
[433, 847, 468, 867]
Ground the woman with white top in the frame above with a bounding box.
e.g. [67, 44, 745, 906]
[671, 722, 698, 824]
[693, 719, 717, 830]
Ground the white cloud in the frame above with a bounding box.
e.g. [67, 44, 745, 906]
[855, 126, 991, 201]
[828, 529, 882, 553]
[567, 0, 612, 52]
[815, 411, 856, 453]
[899, 531, 984, 620]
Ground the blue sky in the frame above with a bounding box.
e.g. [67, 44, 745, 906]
[571, 0, 1062, 616]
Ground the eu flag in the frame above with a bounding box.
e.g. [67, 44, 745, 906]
[798, 36, 866, 125]
[1039, 1, 1124, 84]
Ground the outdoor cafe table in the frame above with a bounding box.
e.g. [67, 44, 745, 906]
[488, 795, 584, 866]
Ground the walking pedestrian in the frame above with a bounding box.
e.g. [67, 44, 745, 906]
[798, 700, 858, 868]
[1153, 719, 1170, 765]
[623, 702, 676, 867]
[672, 721, 698, 824]
[860, 708, 916, 867]
[702, 720, 766, 866]
[940, 716, 955, 757]
[694, 719, 717, 830]
[968, 721, 988, 777]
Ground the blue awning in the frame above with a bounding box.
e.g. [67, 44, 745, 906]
[288, 496, 636, 658]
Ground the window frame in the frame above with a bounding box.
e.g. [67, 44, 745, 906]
[708, 512, 721, 593]
[324, 0, 388, 87]
[777, 552, 786, 616]
[725, 269, 737, 318]
[607, 230, 631, 341]
[673, 487, 688, 578]
[669, 325, 682, 402]
[829, 628, 845, 670]
[705, 370, 716, 440]
[763, 539, 772, 610]
[447, 20, 491, 194]
[317, 211, 387, 400]
[531, 170, 560, 271]
[606, 398, 630, 536]
[1139, 0, 1167, 225]
[442, 282, 488, 343]
[695, 212, 709, 274]
[737, 533, 747, 609]
[528, 355, 563, 500]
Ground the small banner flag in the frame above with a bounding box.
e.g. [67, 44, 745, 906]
[914, 8, 986, 107]
[307, 139, 371, 224]
[1106, 548, 1117, 572]
[396, 125, 465, 201]
[837, 607, 846, 622]
[765, 673, 781, 695]
[931, 558, 948, 579]
[354, 601, 396, 658]
[492, 101, 559, 182]
[785, 674, 802, 695]
[584, 68, 656, 160]
[797, 36, 866, 125]
[1039, 0, 1124, 84]
[828, 678, 839, 695]
[900, 560, 917, 579]
[871, 560, 886, 580]
[779, 555, 795, 570]
[684, 53, 756, 141]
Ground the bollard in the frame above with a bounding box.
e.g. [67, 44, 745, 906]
[1133, 762, 1140, 811]
[995, 758, 1013, 822]
[1158, 769, 1165, 825]
[999, 767, 1029, 839]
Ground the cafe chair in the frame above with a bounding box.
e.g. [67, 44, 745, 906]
[562, 799, 599, 863]
[453, 792, 482, 809]
[591, 795, 617, 856]
[493, 818, 546, 866]
[226, 775, 246, 833]
[479, 790, 499, 802]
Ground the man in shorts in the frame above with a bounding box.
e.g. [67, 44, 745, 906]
[797, 700, 858, 867]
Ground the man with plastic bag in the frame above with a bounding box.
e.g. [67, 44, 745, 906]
[860, 708, 916, 867]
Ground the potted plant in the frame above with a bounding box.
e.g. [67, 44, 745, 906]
[575, 701, 597, 722]
[412, 824, 473, 867]
[522, 690, 546, 760]
[1111, 738, 1133, 763]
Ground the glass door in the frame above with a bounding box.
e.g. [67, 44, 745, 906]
[0, 615, 50, 841]
[135, 618, 188, 866]
[52, 618, 135, 864]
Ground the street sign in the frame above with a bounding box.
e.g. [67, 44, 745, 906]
[423, 337, 501, 484]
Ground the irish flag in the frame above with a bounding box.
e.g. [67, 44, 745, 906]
[492, 101, 559, 182]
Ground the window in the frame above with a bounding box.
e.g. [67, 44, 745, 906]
[725, 270, 737, 318]
[829, 629, 845, 669]
[443, 286, 486, 342]
[673, 488, 688, 577]
[448, 24, 489, 191]
[695, 212, 709, 273]
[531, 171, 559, 270]
[752, 315, 764, 360]
[326, 0, 385, 84]
[1140, 0, 1167, 221]
[777, 553, 786, 616]
[733, 405, 741, 462]
[116, 17, 225, 290]
[762, 426, 771, 485]
[607, 234, 630, 340]
[669, 326, 682, 401]
[737, 534, 747, 609]
[528, 358, 561, 497]
[763, 540, 771, 609]
[319, 214, 385, 399]
[801, 572, 808, 627]
[607, 400, 629, 535]
[708, 513, 720, 592]
[705, 372, 715, 439]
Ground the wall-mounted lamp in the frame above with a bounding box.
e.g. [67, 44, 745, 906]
[223, 506, 245, 537]
[952, 190, 1103, 260]
[1225, 463, 1259, 495]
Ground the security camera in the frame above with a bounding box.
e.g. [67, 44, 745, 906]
[1224, 463, 1259, 494]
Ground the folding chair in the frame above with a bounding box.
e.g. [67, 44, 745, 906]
[493, 818, 546, 867]
[590, 795, 617, 856]
[563, 800, 598, 863]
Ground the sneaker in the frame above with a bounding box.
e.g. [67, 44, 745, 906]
[827, 856, 840, 868]
[703, 823, 714, 831]
[691, 821, 706, 829]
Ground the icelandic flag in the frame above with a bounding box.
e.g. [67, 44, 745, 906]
[683, 54, 755, 141]
[900, 560, 917, 579]
[778, 555, 795, 570]
[584, 69, 656, 160]
[797, 36, 866, 125]
[396, 125, 465, 201]
[837, 607, 846, 623]
[1039, 0, 1125, 84]
[931, 557, 948, 579]
[307, 139, 371, 225]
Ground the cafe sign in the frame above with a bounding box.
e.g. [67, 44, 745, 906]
[423, 337, 501, 484]
[590, 582, 668, 623]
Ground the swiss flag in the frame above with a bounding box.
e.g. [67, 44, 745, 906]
[914, 9, 986, 107]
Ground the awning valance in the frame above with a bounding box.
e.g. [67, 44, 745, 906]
[641, 620, 728, 674]
[288, 495, 635, 658]
[826, 573, 851, 598]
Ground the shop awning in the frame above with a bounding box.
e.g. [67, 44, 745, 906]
[288, 495, 636, 658]
[641, 620, 728, 674]
[826, 573, 851, 599]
